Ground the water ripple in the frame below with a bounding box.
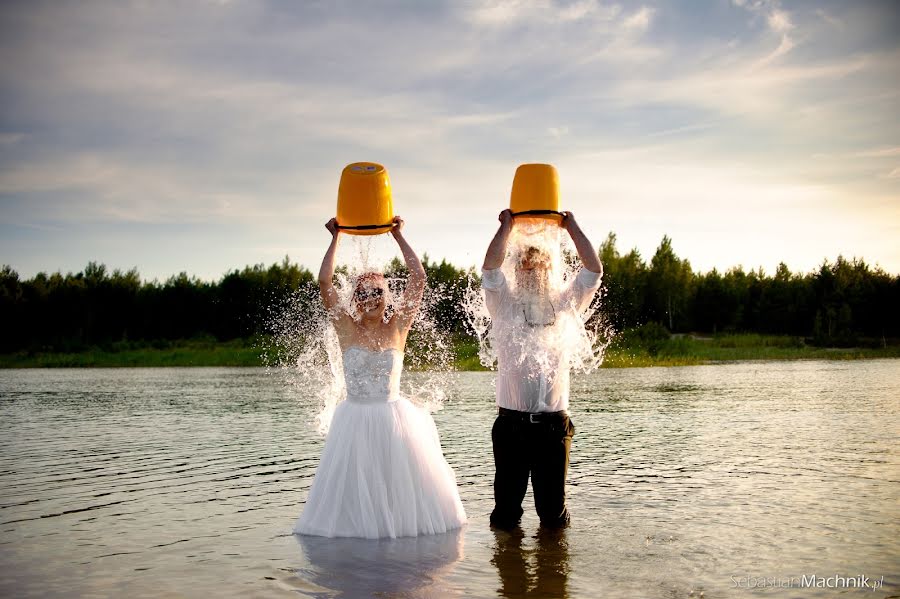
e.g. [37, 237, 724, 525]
[0, 362, 898, 597]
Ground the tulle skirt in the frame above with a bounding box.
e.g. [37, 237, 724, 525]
[293, 396, 467, 539]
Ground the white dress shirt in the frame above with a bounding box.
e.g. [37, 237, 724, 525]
[482, 266, 602, 413]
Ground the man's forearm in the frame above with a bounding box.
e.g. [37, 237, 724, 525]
[483, 225, 511, 270]
[568, 222, 603, 274]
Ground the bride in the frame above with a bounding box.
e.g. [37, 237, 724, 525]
[293, 215, 467, 539]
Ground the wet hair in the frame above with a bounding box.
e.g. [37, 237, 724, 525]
[517, 245, 551, 268]
[353, 272, 387, 294]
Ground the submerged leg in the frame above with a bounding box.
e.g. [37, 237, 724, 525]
[531, 416, 574, 528]
[490, 415, 529, 529]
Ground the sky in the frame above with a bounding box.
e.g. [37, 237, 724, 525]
[1, 0, 898, 282]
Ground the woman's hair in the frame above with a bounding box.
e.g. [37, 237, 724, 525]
[353, 272, 387, 292]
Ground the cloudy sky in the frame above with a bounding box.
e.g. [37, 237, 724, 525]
[1, 0, 898, 281]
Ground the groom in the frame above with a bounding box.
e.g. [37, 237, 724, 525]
[482, 209, 603, 529]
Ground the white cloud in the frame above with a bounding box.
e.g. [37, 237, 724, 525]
[0, 153, 303, 224]
[611, 54, 869, 121]
[466, 0, 620, 26]
[729, 1, 796, 67]
[466, 0, 529, 25]
[815, 9, 843, 30]
[622, 6, 654, 32]
[767, 8, 793, 33]
[813, 147, 900, 160]
[855, 147, 900, 158]
[752, 33, 794, 69]
[558, 0, 602, 22]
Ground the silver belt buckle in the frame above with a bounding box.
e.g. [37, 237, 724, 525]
[529, 413, 540, 423]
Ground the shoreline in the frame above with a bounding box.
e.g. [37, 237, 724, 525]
[2, 337, 898, 369]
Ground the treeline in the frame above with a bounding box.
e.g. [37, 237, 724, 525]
[1, 234, 898, 353]
[0, 258, 315, 352]
[599, 234, 899, 345]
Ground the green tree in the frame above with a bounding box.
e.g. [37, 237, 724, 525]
[646, 236, 692, 332]
[598, 233, 647, 330]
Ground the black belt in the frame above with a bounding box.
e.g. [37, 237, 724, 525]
[498, 407, 567, 424]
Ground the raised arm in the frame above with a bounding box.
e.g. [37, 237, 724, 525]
[483, 209, 513, 270]
[318, 218, 342, 313]
[390, 216, 425, 332]
[559, 211, 603, 312]
[561, 211, 603, 275]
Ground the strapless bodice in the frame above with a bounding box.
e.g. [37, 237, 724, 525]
[342, 346, 403, 404]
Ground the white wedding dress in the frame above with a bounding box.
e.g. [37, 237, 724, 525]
[293, 346, 467, 538]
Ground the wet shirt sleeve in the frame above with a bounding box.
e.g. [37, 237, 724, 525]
[563, 267, 602, 312]
[481, 268, 508, 317]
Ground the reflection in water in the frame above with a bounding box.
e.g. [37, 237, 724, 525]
[492, 527, 570, 598]
[294, 528, 464, 597]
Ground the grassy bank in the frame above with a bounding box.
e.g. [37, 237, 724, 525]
[453, 334, 900, 371]
[600, 334, 900, 367]
[0, 338, 268, 368]
[2, 334, 899, 369]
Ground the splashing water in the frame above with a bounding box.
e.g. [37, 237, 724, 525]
[264, 235, 456, 435]
[463, 219, 613, 382]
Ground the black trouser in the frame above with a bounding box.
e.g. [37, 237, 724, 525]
[490, 408, 575, 529]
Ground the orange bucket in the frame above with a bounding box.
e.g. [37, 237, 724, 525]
[335, 162, 395, 235]
[509, 163, 563, 224]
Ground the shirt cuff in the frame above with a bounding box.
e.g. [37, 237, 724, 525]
[575, 267, 602, 289]
[481, 268, 506, 290]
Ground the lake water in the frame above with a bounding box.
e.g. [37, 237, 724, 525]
[1, 360, 898, 598]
